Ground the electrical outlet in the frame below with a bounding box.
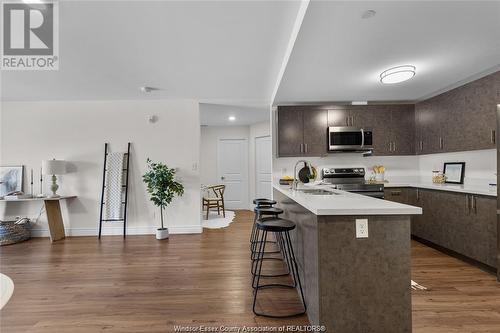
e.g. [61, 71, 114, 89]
[356, 219, 369, 238]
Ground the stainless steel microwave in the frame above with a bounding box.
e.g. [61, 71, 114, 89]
[328, 127, 373, 152]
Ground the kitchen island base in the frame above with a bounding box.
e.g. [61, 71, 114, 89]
[274, 189, 412, 333]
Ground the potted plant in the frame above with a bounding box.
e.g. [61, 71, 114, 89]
[143, 159, 184, 240]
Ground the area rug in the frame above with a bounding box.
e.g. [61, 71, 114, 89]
[0, 273, 14, 309]
[411, 280, 428, 291]
[201, 210, 236, 229]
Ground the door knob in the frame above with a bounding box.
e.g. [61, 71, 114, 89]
[221, 176, 225, 180]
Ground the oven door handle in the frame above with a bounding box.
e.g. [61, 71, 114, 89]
[360, 128, 365, 148]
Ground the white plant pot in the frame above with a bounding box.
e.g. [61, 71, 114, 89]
[156, 228, 169, 240]
[375, 173, 385, 182]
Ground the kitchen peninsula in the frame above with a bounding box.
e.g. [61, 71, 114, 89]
[273, 184, 422, 333]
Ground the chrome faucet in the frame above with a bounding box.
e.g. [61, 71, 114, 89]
[292, 160, 313, 191]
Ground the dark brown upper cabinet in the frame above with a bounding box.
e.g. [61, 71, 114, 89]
[278, 104, 415, 157]
[277, 106, 327, 157]
[329, 105, 415, 156]
[303, 108, 328, 156]
[415, 71, 499, 154]
[277, 71, 498, 157]
[389, 105, 416, 156]
[327, 107, 350, 127]
[277, 107, 303, 157]
[415, 99, 443, 154]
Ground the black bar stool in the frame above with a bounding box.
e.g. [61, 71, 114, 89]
[250, 199, 278, 251]
[253, 198, 276, 207]
[250, 206, 284, 259]
[252, 217, 306, 318]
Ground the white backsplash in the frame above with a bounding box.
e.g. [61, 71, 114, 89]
[418, 149, 496, 186]
[273, 154, 420, 183]
[273, 149, 496, 186]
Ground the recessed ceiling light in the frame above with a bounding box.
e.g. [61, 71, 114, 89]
[380, 65, 416, 84]
[228, 116, 236, 121]
[361, 10, 376, 19]
[352, 101, 368, 105]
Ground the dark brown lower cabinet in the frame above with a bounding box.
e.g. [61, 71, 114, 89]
[384, 188, 408, 204]
[469, 195, 497, 268]
[386, 187, 497, 269]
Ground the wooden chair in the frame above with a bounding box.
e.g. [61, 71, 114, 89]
[202, 185, 226, 220]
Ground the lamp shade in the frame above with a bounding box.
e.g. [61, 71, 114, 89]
[42, 159, 67, 175]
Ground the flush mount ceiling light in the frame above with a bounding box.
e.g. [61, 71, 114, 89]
[352, 101, 368, 105]
[380, 65, 416, 84]
[228, 116, 236, 121]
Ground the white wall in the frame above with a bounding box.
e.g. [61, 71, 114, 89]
[200, 121, 271, 209]
[418, 149, 496, 186]
[0, 100, 202, 236]
[273, 150, 496, 187]
[273, 154, 420, 183]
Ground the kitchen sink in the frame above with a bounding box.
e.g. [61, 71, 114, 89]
[296, 189, 338, 195]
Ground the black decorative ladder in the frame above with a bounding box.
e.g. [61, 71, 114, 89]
[98, 142, 131, 239]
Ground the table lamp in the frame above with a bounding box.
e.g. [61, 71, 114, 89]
[42, 159, 67, 198]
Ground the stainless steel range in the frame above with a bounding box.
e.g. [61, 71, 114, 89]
[321, 167, 384, 198]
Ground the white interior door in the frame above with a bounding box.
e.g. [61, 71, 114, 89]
[217, 138, 248, 209]
[255, 136, 272, 200]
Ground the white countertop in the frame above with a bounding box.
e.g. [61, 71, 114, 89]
[383, 182, 496, 197]
[273, 184, 422, 216]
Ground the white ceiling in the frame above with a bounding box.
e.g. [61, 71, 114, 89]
[274, 1, 500, 104]
[1, 1, 301, 103]
[2, 1, 500, 108]
[200, 103, 269, 126]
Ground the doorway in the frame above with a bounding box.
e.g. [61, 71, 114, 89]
[217, 138, 249, 209]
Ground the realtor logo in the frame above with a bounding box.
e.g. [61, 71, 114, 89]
[1, 2, 59, 70]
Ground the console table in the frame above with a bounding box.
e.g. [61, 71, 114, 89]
[0, 196, 76, 242]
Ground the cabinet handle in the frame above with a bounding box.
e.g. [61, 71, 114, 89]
[416, 189, 420, 201]
[472, 195, 477, 214]
[351, 116, 354, 126]
[304, 143, 308, 153]
[391, 190, 402, 196]
[491, 129, 496, 144]
[300, 143, 303, 153]
[420, 140, 423, 151]
[345, 117, 349, 126]
[393, 142, 396, 152]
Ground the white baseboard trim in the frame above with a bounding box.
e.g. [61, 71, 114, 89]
[30, 225, 203, 237]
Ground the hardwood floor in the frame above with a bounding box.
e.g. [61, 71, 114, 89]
[1, 210, 499, 332]
[411, 242, 500, 333]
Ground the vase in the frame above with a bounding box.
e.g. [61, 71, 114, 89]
[156, 228, 169, 240]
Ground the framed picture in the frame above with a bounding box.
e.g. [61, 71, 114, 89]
[443, 162, 465, 184]
[0, 166, 24, 196]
